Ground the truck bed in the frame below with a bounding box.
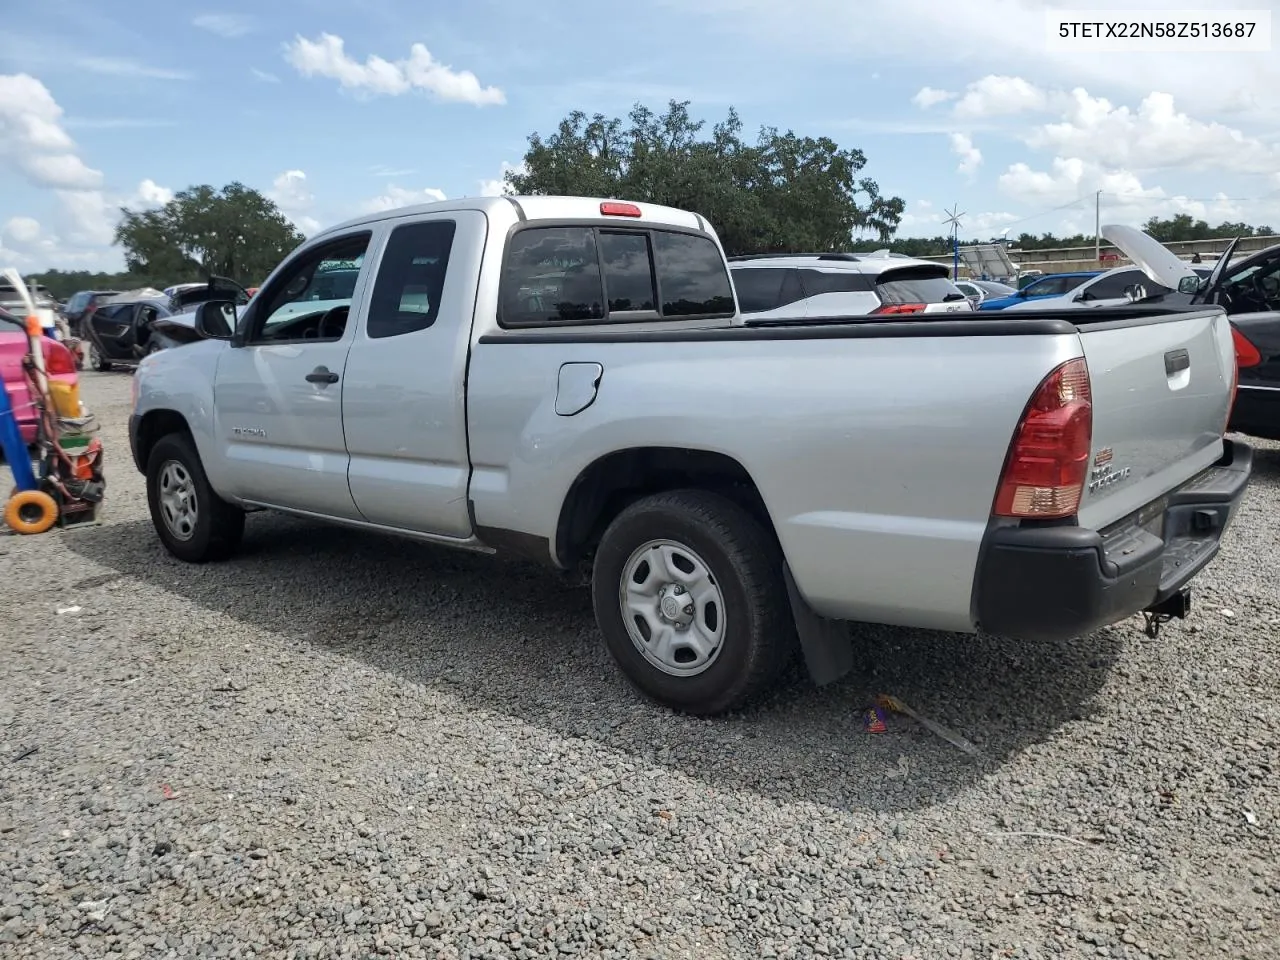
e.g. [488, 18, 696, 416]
[467, 305, 1235, 633]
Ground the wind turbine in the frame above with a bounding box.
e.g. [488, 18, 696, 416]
[943, 204, 965, 280]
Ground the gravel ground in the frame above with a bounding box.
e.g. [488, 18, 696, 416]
[1, 370, 1278, 960]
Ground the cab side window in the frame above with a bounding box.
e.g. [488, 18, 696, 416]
[367, 220, 457, 339]
[248, 232, 372, 344]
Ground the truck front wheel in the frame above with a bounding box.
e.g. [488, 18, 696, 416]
[591, 489, 796, 715]
[146, 432, 245, 562]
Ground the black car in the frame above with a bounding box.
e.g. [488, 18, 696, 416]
[82, 297, 202, 371]
[61, 289, 122, 333]
[1208, 243, 1280, 441]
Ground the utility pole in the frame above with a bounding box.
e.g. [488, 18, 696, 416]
[1094, 190, 1101, 261]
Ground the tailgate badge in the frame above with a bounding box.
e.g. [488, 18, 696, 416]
[1088, 447, 1131, 494]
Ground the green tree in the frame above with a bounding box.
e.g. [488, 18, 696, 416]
[114, 182, 303, 286]
[1142, 214, 1273, 243]
[505, 100, 905, 256]
[26, 268, 159, 300]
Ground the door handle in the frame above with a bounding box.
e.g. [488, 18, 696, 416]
[1164, 349, 1190, 375]
[305, 366, 340, 384]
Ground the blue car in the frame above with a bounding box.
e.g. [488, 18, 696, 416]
[978, 271, 1101, 310]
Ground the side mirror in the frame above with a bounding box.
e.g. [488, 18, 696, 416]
[1123, 283, 1148, 302]
[193, 300, 235, 340]
[1177, 276, 1201, 295]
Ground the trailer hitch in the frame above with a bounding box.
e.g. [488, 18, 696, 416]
[1142, 588, 1192, 639]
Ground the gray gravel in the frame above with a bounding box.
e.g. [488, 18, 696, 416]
[2, 370, 1278, 960]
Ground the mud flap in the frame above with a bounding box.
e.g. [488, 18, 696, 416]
[782, 562, 855, 686]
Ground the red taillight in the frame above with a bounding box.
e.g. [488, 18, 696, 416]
[1232, 326, 1262, 368]
[872, 303, 926, 315]
[600, 201, 642, 218]
[994, 357, 1093, 520]
[42, 339, 77, 376]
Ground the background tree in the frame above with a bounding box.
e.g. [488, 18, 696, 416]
[505, 101, 905, 256]
[114, 182, 304, 287]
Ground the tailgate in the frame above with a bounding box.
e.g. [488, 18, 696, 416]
[1074, 307, 1234, 530]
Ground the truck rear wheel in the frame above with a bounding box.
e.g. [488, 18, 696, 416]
[146, 432, 245, 562]
[591, 489, 796, 715]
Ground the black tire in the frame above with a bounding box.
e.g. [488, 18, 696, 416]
[591, 489, 797, 715]
[146, 432, 245, 562]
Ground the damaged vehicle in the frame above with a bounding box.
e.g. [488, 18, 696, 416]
[84, 279, 252, 371]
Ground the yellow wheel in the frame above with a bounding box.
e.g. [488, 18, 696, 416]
[4, 489, 58, 535]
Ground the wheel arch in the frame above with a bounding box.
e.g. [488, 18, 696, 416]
[133, 408, 193, 473]
[554, 446, 775, 571]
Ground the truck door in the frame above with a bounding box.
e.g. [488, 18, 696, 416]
[210, 228, 377, 520]
[342, 210, 483, 538]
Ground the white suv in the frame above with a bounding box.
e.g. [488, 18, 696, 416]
[729, 252, 973, 320]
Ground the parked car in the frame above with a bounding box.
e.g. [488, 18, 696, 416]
[954, 279, 1018, 309]
[61, 290, 121, 332]
[979, 271, 1101, 310]
[165, 279, 251, 316]
[728, 252, 973, 320]
[82, 297, 207, 371]
[0, 307, 79, 444]
[129, 195, 1250, 715]
[0, 280, 62, 338]
[1003, 225, 1280, 440]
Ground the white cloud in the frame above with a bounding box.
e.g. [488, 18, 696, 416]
[130, 178, 173, 208]
[73, 57, 192, 81]
[666, 0, 1280, 124]
[1026, 89, 1280, 177]
[193, 13, 255, 38]
[21, 153, 103, 190]
[56, 189, 116, 248]
[478, 161, 526, 197]
[283, 33, 505, 106]
[270, 169, 313, 210]
[952, 75, 1047, 119]
[0, 74, 104, 190]
[949, 133, 981, 177]
[4, 216, 41, 244]
[361, 185, 448, 213]
[0, 74, 74, 151]
[912, 86, 955, 109]
[250, 68, 280, 83]
[371, 164, 416, 178]
[268, 169, 323, 236]
[897, 202, 1019, 238]
[994, 158, 1270, 228]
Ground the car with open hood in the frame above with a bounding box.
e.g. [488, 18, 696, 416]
[1006, 224, 1280, 440]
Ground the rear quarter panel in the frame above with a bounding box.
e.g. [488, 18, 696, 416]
[466, 330, 1082, 632]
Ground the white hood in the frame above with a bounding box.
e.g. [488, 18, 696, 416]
[1100, 224, 1199, 290]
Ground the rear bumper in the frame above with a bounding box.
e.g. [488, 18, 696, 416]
[973, 439, 1252, 642]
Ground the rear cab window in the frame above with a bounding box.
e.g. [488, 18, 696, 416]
[499, 224, 735, 327]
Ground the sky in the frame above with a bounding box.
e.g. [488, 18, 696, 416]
[2, 0, 1279, 272]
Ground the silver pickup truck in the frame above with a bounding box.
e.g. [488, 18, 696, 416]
[128, 195, 1253, 715]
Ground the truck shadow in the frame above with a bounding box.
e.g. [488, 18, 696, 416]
[64, 514, 1123, 815]
[1247, 443, 1280, 480]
